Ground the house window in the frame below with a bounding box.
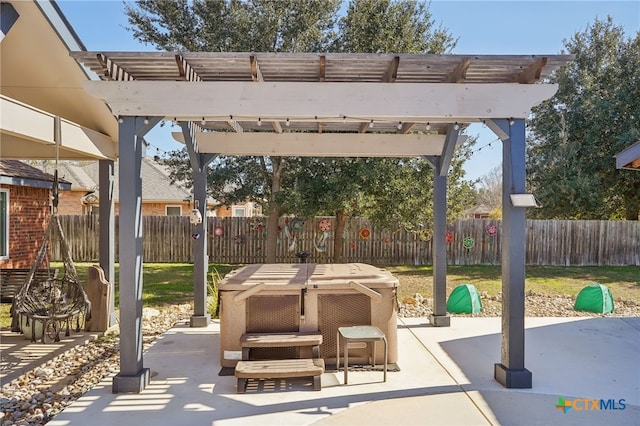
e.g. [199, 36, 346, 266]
[233, 207, 245, 217]
[0, 190, 8, 259]
[166, 206, 182, 216]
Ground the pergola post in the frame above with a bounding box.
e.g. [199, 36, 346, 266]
[112, 116, 161, 394]
[190, 165, 210, 327]
[98, 159, 116, 327]
[428, 156, 450, 327]
[180, 121, 217, 328]
[490, 118, 532, 388]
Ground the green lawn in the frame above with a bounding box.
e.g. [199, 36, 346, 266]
[385, 265, 640, 301]
[2, 263, 638, 328]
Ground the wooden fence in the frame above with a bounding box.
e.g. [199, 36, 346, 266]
[50, 216, 640, 266]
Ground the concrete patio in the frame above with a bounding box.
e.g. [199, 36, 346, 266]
[43, 316, 639, 426]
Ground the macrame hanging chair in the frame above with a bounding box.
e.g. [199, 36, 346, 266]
[10, 168, 91, 343]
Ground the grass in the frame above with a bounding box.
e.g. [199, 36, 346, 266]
[2, 263, 638, 328]
[386, 265, 640, 301]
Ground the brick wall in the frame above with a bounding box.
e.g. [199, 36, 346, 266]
[56, 191, 86, 215]
[141, 202, 191, 216]
[0, 185, 50, 269]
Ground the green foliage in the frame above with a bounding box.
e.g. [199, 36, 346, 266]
[335, 0, 456, 53]
[527, 17, 640, 220]
[125, 0, 341, 52]
[208, 266, 222, 318]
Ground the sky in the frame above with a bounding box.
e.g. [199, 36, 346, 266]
[56, 0, 640, 181]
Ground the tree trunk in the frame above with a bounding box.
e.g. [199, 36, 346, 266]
[333, 210, 349, 263]
[623, 191, 639, 220]
[265, 203, 280, 262]
[265, 157, 285, 262]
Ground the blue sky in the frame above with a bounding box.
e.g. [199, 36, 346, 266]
[57, 0, 640, 181]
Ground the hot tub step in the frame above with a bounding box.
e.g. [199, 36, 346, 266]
[235, 358, 325, 393]
[240, 331, 323, 360]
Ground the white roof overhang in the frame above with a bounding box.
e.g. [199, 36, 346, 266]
[0, 1, 118, 160]
[1, 95, 117, 160]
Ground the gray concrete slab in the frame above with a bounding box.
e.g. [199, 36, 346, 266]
[46, 316, 639, 426]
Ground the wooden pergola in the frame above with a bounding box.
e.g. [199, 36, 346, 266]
[70, 51, 573, 393]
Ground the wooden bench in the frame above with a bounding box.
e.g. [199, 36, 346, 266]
[0, 268, 56, 301]
[240, 332, 323, 360]
[235, 358, 325, 393]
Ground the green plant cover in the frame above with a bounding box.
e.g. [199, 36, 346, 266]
[447, 283, 482, 314]
[574, 283, 614, 314]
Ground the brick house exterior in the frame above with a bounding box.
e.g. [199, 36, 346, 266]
[41, 157, 259, 217]
[0, 160, 70, 268]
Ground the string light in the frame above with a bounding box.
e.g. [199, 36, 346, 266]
[285, 118, 290, 126]
[369, 120, 374, 128]
[509, 118, 515, 126]
[470, 137, 501, 155]
[145, 141, 172, 157]
[397, 121, 403, 130]
[426, 122, 431, 131]
[342, 115, 347, 124]
[257, 118, 262, 126]
[201, 117, 206, 126]
[453, 122, 460, 130]
[143, 117, 149, 125]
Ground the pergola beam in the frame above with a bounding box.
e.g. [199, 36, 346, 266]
[83, 81, 559, 120]
[172, 132, 466, 157]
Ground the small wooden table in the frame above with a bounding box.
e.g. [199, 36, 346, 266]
[337, 325, 387, 384]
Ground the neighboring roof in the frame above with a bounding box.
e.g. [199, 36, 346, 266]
[0, 0, 117, 160]
[465, 204, 493, 215]
[50, 158, 193, 202]
[616, 141, 640, 171]
[0, 160, 71, 190]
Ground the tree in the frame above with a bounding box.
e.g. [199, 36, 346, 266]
[126, 0, 340, 262]
[126, 1, 469, 262]
[125, 0, 340, 52]
[527, 17, 640, 220]
[285, 0, 460, 261]
[334, 0, 457, 53]
[475, 166, 502, 217]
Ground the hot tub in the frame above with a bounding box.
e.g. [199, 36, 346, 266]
[218, 263, 399, 368]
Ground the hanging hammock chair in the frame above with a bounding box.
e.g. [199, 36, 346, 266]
[10, 169, 91, 343]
